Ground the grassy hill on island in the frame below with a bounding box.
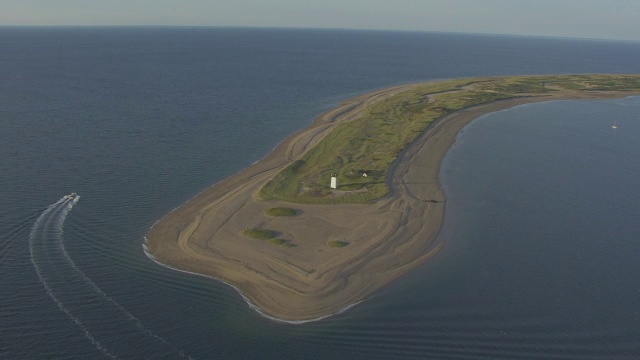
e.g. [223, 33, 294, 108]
[258, 74, 640, 204]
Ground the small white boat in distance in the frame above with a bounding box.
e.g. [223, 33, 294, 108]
[64, 192, 77, 200]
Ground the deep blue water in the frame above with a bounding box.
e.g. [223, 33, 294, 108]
[2, 27, 640, 359]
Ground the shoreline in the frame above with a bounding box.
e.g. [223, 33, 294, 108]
[142, 238, 352, 324]
[146, 77, 640, 322]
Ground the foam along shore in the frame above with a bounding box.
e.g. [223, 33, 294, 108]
[146, 75, 640, 322]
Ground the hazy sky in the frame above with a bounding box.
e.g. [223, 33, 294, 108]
[2, 0, 639, 41]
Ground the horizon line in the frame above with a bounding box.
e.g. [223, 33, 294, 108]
[0, 25, 637, 43]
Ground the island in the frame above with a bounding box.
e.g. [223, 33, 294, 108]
[145, 75, 640, 322]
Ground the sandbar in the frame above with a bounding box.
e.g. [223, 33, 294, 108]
[146, 76, 640, 322]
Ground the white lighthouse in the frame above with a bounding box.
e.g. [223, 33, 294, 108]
[330, 173, 337, 189]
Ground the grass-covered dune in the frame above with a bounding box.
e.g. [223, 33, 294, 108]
[259, 74, 640, 204]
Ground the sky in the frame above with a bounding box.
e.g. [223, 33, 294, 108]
[1, 0, 639, 41]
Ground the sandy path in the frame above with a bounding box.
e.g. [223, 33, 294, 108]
[146, 81, 640, 322]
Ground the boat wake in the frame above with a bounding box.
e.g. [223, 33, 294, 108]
[29, 196, 192, 359]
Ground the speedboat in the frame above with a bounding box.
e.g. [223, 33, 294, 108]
[65, 192, 77, 200]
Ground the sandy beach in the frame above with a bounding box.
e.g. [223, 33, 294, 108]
[146, 78, 640, 322]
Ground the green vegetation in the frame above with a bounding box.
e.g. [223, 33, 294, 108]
[242, 228, 277, 239]
[242, 228, 295, 247]
[328, 240, 350, 248]
[264, 207, 298, 217]
[259, 74, 640, 204]
[269, 238, 295, 247]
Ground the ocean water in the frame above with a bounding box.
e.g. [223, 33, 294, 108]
[1, 27, 640, 359]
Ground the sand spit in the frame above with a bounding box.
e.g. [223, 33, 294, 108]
[146, 78, 640, 322]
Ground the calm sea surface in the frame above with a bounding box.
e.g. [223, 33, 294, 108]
[1, 27, 640, 359]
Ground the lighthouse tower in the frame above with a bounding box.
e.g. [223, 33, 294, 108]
[330, 173, 337, 189]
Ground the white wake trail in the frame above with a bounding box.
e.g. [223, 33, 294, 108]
[29, 197, 119, 359]
[53, 201, 193, 359]
[29, 196, 192, 359]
